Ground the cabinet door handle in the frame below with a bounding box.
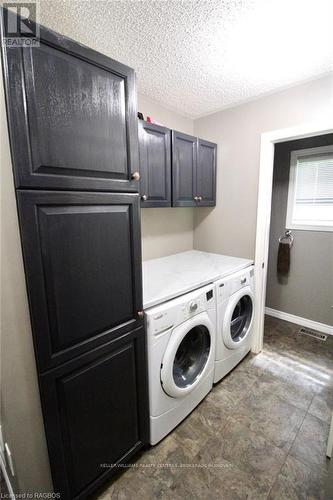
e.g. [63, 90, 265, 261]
[198, 196, 202, 201]
[241, 278, 247, 284]
[131, 171, 140, 181]
[141, 195, 147, 201]
[194, 196, 198, 201]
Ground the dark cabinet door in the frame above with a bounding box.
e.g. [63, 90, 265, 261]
[40, 327, 148, 499]
[2, 11, 139, 192]
[172, 131, 197, 207]
[196, 139, 217, 206]
[17, 190, 143, 372]
[138, 121, 171, 207]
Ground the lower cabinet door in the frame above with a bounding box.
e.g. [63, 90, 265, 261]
[40, 327, 149, 499]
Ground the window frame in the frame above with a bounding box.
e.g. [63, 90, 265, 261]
[286, 145, 333, 232]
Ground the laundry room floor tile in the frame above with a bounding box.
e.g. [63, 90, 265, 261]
[97, 316, 333, 500]
[248, 364, 316, 411]
[176, 397, 230, 442]
[289, 413, 331, 471]
[213, 361, 260, 394]
[267, 454, 328, 500]
[234, 390, 306, 451]
[202, 415, 287, 490]
[308, 389, 333, 423]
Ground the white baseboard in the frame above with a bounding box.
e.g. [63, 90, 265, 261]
[0, 453, 14, 497]
[265, 307, 333, 336]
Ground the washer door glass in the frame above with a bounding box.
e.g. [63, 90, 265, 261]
[230, 295, 253, 342]
[172, 325, 211, 389]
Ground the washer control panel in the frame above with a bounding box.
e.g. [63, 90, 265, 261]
[145, 284, 215, 337]
[148, 309, 176, 336]
[189, 301, 198, 313]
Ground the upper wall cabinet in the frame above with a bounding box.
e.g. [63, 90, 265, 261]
[138, 121, 171, 207]
[172, 131, 198, 207]
[2, 16, 139, 192]
[172, 131, 217, 207]
[196, 138, 217, 206]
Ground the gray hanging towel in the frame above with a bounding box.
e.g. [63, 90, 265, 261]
[277, 241, 290, 274]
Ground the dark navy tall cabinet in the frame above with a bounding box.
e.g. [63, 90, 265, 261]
[1, 9, 148, 499]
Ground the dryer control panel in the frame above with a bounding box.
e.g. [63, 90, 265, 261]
[216, 265, 254, 302]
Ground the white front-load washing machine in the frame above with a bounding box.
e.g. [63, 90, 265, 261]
[145, 284, 216, 445]
[214, 266, 255, 383]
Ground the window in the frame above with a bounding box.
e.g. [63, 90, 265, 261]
[286, 145, 333, 231]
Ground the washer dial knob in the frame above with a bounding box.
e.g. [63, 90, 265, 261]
[189, 301, 198, 312]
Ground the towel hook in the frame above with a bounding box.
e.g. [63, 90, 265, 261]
[279, 230, 293, 248]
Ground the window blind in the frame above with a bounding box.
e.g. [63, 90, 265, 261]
[288, 149, 333, 228]
[295, 153, 333, 205]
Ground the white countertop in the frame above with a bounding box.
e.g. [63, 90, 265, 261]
[143, 250, 253, 309]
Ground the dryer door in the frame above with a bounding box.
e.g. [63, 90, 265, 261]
[161, 312, 213, 398]
[223, 287, 254, 350]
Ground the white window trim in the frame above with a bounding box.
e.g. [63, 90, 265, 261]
[286, 145, 333, 232]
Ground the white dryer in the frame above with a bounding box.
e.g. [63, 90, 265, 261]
[145, 284, 216, 445]
[214, 266, 255, 383]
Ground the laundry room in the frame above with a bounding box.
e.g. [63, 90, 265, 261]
[0, 1, 333, 499]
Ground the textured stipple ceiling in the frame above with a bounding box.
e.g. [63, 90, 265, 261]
[38, 0, 333, 118]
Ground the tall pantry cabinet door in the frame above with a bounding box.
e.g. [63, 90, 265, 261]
[138, 120, 171, 207]
[196, 139, 217, 206]
[17, 190, 143, 371]
[172, 131, 197, 206]
[1, 9, 139, 192]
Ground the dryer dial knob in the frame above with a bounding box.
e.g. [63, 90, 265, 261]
[189, 301, 198, 312]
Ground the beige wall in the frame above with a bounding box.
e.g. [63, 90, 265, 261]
[138, 94, 195, 260]
[193, 75, 333, 259]
[0, 64, 53, 493]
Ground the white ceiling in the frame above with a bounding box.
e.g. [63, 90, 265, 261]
[39, 0, 333, 118]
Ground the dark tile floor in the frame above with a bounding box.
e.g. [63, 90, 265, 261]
[98, 316, 333, 500]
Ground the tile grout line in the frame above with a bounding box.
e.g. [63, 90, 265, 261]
[284, 391, 315, 456]
[287, 396, 332, 473]
[268, 399, 314, 499]
[264, 455, 288, 499]
[307, 396, 333, 425]
[263, 384, 316, 499]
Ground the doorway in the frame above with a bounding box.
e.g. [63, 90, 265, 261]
[265, 133, 333, 332]
[252, 121, 333, 353]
